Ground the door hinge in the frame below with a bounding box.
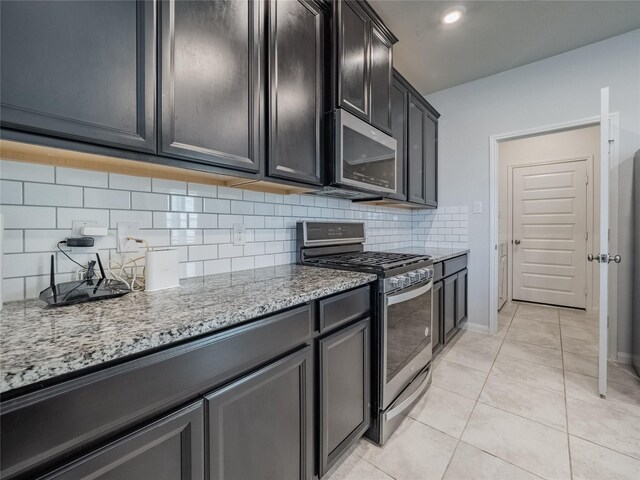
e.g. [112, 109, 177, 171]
[586, 175, 589, 185]
[585, 231, 588, 241]
[585, 286, 588, 296]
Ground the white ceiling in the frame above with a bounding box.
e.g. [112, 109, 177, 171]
[369, 0, 640, 94]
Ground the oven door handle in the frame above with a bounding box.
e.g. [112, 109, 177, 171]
[384, 366, 432, 421]
[387, 281, 432, 306]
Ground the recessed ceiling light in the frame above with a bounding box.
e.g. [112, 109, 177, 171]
[442, 8, 464, 24]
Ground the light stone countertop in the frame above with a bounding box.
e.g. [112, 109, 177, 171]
[0, 264, 376, 394]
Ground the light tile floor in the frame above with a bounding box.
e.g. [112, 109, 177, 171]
[326, 301, 640, 480]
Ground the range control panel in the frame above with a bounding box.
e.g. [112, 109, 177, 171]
[385, 267, 434, 292]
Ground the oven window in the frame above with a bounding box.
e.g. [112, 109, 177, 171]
[386, 288, 432, 382]
[343, 125, 396, 191]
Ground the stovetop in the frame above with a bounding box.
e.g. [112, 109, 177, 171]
[302, 251, 431, 274]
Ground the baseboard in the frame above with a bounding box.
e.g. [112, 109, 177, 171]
[461, 321, 490, 334]
[616, 352, 633, 365]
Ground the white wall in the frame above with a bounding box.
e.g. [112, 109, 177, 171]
[426, 29, 640, 356]
[498, 126, 601, 311]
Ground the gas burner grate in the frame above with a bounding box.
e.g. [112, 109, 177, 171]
[305, 251, 428, 270]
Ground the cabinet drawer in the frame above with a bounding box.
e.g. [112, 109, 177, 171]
[1, 305, 312, 479]
[319, 286, 371, 333]
[444, 254, 467, 276]
[433, 262, 443, 281]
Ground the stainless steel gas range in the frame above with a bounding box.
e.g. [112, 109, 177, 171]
[297, 221, 434, 445]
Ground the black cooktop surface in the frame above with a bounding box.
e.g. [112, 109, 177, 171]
[303, 251, 431, 273]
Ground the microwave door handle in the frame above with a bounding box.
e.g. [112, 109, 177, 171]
[387, 281, 433, 306]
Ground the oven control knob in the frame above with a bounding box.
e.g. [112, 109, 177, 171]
[408, 272, 418, 281]
[397, 276, 409, 287]
[391, 277, 402, 288]
[417, 269, 426, 280]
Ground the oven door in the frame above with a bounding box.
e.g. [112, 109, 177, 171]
[383, 280, 433, 409]
[335, 109, 397, 194]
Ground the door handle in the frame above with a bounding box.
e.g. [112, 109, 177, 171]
[514, 239, 521, 245]
[587, 254, 622, 263]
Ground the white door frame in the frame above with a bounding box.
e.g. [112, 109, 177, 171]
[489, 114, 620, 361]
[506, 155, 595, 311]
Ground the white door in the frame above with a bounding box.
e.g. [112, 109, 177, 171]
[512, 160, 588, 308]
[589, 87, 620, 398]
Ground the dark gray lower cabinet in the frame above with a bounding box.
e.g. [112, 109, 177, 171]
[318, 318, 370, 476]
[205, 347, 313, 480]
[443, 275, 457, 342]
[432, 280, 443, 353]
[0, 0, 156, 152]
[44, 401, 204, 480]
[456, 269, 468, 326]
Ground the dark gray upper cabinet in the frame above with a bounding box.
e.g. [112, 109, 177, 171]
[0, 0, 156, 152]
[424, 111, 438, 207]
[44, 401, 204, 480]
[267, 0, 325, 186]
[407, 94, 427, 204]
[335, 1, 396, 131]
[388, 77, 408, 201]
[369, 26, 393, 133]
[205, 347, 313, 480]
[336, 1, 370, 119]
[318, 318, 370, 476]
[159, 0, 263, 173]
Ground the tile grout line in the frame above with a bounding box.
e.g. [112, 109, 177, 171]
[440, 303, 515, 480]
[558, 308, 575, 480]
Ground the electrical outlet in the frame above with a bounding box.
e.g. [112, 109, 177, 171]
[70, 220, 99, 253]
[117, 222, 141, 253]
[233, 223, 246, 246]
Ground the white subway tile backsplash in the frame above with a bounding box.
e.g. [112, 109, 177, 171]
[219, 243, 244, 258]
[111, 210, 152, 229]
[0, 160, 54, 183]
[152, 179, 187, 195]
[204, 258, 231, 275]
[204, 198, 231, 214]
[231, 200, 254, 215]
[3, 205, 56, 228]
[188, 244, 218, 262]
[24, 229, 71, 252]
[109, 173, 151, 192]
[1, 180, 22, 204]
[3, 229, 23, 253]
[170, 229, 202, 245]
[24, 183, 82, 207]
[58, 208, 108, 229]
[204, 229, 232, 244]
[3, 252, 54, 278]
[57, 168, 108, 188]
[218, 214, 243, 229]
[85, 188, 130, 209]
[217, 186, 243, 200]
[171, 195, 202, 212]
[1, 160, 464, 301]
[133, 192, 170, 211]
[187, 183, 217, 198]
[2, 277, 25, 302]
[188, 213, 217, 229]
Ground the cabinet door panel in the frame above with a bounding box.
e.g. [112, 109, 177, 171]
[389, 80, 407, 200]
[160, 0, 261, 172]
[443, 275, 457, 342]
[45, 401, 204, 480]
[0, 0, 155, 152]
[338, 1, 369, 118]
[424, 112, 438, 206]
[407, 96, 426, 204]
[268, 0, 323, 185]
[319, 319, 370, 476]
[370, 27, 392, 133]
[432, 280, 443, 354]
[206, 347, 312, 480]
[456, 269, 468, 325]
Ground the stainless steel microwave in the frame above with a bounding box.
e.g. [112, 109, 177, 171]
[334, 109, 397, 196]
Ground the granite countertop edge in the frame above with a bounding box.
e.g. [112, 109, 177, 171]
[0, 265, 376, 395]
